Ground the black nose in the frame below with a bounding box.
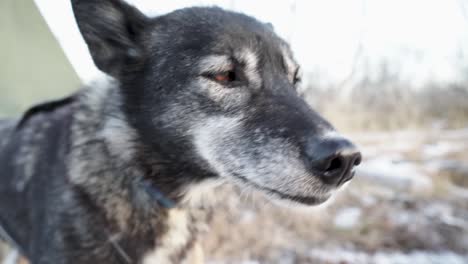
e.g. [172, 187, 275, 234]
[306, 137, 362, 186]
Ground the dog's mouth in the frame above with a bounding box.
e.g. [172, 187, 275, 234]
[265, 188, 331, 206]
[233, 173, 331, 206]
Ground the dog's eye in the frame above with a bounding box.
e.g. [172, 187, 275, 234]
[211, 71, 237, 84]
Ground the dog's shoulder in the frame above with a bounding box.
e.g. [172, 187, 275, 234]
[16, 95, 77, 129]
[0, 94, 81, 253]
[0, 93, 79, 194]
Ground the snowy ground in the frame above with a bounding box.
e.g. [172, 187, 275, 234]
[1, 128, 467, 263]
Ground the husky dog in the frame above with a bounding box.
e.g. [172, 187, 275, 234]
[0, 0, 361, 263]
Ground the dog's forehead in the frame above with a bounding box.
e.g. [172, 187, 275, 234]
[148, 7, 295, 64]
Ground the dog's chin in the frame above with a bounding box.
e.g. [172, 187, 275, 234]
[230, 173, 335, 208]
[265, 192, 332, 208]
[265, 181, 353, 210]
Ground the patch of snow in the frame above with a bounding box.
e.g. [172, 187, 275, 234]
[308, 249, 468, 264]
[450, 185, 468, 199]
[422, 142, 466, 159]
[360, 195, 378, 207]
[389, 211, 414, 226]
[442, 128, 468, 140]
[240, 209, 257, 223]
[333, 207, 362, 230]
[423, 203, 468, 230]
[356, 156, 432, 192]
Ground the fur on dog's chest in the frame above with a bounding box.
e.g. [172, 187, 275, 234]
[142, 208, 202, 264]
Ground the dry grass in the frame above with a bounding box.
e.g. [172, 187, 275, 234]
[305, 83, 468, 132]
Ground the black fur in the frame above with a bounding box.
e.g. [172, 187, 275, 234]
[0, 1, 360, 263]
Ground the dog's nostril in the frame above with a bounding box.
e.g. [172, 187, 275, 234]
[353, 153, 362, 167]
[326, 156, 344, 172]
[306, 136, 361, 186]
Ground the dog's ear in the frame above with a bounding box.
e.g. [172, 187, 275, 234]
[71, 0, 149, 77]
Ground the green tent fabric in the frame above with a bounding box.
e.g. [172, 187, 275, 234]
[0, 0, 81, 116]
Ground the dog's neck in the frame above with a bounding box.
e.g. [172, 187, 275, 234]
[67, 79, 215, 262]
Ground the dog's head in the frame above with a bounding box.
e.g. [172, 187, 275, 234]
[72, 0, 361, 206]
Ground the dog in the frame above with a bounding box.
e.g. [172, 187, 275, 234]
[0, 0, 362, 263]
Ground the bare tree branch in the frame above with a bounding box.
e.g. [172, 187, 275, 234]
[337, 0, 367, 99]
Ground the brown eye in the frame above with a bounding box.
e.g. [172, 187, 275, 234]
[213, 70, 236, 83]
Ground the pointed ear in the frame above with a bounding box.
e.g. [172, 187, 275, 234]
[71, 0, 149, 77]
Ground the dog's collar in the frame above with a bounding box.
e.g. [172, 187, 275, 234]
[106, 181, 176, 264]
[140, 180, 176, 208]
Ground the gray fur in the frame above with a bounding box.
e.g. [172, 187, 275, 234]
[0, 1, 360, 263]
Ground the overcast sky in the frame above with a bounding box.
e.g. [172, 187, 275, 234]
[35, 0, 468, 87]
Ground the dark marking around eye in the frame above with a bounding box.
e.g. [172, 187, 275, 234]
[203, 57, 249, 88]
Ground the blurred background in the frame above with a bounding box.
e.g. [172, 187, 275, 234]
[1, 0, 468, 263]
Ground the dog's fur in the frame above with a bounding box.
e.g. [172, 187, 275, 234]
[0, 1, 358, 263]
